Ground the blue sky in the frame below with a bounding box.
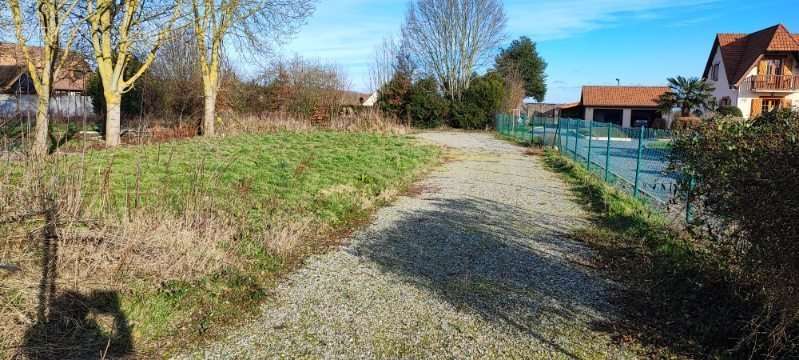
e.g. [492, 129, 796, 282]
[276, 0, 799, 103]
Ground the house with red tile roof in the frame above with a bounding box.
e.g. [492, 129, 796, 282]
[703, 24, 799, 118]
[561, 85, 671, 128]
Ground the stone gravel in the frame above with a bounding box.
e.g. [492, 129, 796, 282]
[181, 131, 638, 359]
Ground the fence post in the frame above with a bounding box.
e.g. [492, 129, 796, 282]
[530, 117, 535, 146]
[564, 119, 570, 155]
[587, 120, 594, 171]
[604, 124, 611, 182]
[542, 118, 548, 148]
[573, 120, 579, 161]
[633, 126, 645, 197]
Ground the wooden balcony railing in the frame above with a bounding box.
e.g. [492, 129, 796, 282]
[746, 75, 799, 91]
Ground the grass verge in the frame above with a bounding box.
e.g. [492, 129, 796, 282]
[542, 150, 756, 358]
[0, 130, 440, 358]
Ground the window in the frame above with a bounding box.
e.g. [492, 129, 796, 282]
[764, 59, 783, 76]
[711, 63, 720, 81]
[720, 97, 731, 106]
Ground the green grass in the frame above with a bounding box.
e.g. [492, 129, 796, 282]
[1, 130, 441, 356]
[645, 139, 673, 150]
[105, 132, 438, 352]
[542, 151, 753, 358]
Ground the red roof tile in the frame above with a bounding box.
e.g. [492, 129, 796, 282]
[580, 86, 668, 108]
[704, 25, 799, 85]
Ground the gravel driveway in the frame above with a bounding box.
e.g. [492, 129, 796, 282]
[183, 131, 636, 359]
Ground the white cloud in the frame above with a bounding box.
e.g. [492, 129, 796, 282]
[505, 0, 719, 40]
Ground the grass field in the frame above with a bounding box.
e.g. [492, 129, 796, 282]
[0, 131, 440, 358]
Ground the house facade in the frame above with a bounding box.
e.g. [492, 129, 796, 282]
[566, 86, 671, 128]
[703, 24, 799, 118]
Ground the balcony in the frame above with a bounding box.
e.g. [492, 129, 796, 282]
[745, 75, 799, 92]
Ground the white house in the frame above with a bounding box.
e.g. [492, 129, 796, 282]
[703, 24, 799, 118]
[565, 85, 672, 128]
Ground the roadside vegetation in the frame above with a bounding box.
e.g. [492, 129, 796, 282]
[543, 151, 755, 358]
[543, 108, 799, 359]
[0, 124, 440, 358]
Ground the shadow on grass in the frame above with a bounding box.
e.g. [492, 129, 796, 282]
[355, 194, 618, 357]
[19, 201, 133, 360]
[542, 151, 757, 358]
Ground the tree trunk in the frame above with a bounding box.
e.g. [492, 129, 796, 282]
[105, 95, 122, 147]
[202, 87, 217, 136]
[31, 93, 50, 156]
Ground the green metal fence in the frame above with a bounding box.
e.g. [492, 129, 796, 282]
[496, 114, 679, 206]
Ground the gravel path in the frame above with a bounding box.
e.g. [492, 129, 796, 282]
[183, 131, 636, 359]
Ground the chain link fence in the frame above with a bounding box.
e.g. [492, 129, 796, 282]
[496, 114, 683, 207]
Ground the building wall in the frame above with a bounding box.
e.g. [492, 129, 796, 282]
[706, 45, 739, 109]
[586, 106, 674, 128]
[0, 94, 94, 117]
[737, 65, 762, 118]
[736, 57, 799, 118]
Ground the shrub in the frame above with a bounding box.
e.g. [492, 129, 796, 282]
[378, 72, 413, 120]
[451, 72, 505, 129]
[671, 109, 799, 356]
[449, 100, 486, 129]
[671, 116, 702, 130]
[717, 105, 743, 117]
[406, 77, 448, 128]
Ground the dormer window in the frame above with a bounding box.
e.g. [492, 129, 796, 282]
[711, 63, 720, 81]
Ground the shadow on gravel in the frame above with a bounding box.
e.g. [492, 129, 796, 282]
[355, 196, 615, 358]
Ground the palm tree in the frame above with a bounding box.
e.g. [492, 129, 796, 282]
[658, 76, 716, 117]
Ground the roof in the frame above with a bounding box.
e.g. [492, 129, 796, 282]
[580, 86, 669, 108]
[0, 43, 90, 92]
[704, 24, 799, 85]
[336, 90, 371, 106]
[0, 65, 26, 91]
[558, 102, 580, 110]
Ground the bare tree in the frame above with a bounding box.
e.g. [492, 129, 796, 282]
[402, 0, 506, 100]
[84, 0, 179, 147]
[148, 28, 203, 120]
[369, 35, 398, 92]
[189, 0, 315, 137]
[258, 55, 350, 116]
[5, 0, 81, 155]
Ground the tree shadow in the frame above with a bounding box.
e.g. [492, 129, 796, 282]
[19, 201, 133, 359]
[353, 195, 619, 357]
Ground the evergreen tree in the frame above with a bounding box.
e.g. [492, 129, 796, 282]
[495, 36, 547, 102]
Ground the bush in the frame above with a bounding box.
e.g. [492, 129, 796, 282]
[449, 100, 486, 129]
[717, 105, 743, 117]
[378, 72, 413, 120]
[406, 77, 448, 128]
[451, 72, 505, 129]
[671, 109, 799, 356]
[671, 116, 702, 130]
